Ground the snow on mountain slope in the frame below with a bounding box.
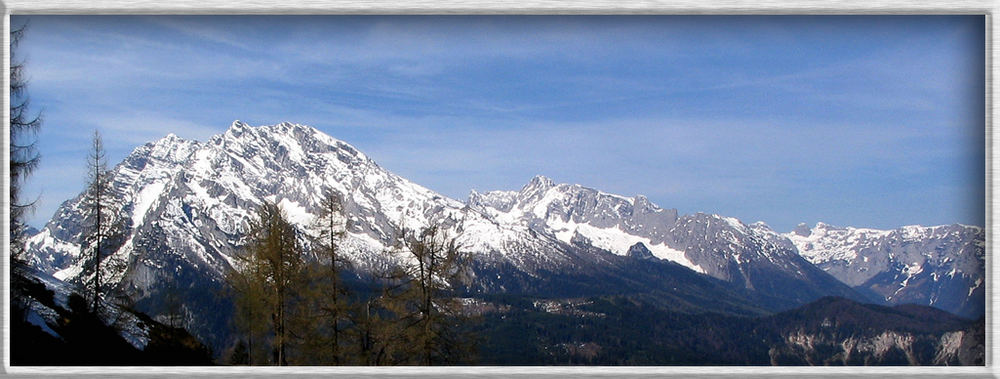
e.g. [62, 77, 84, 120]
[662, 214, 864, 307]
[463, 176, 864, 308]
[30, 121, 467, 289]
[24, 121, 474, 350]
[25, 121, 870, 304]
[25, 133, 202, 279]
[787, 222, 892, 286]
[463, 176, 699, 272]
[12, 264, 153, 350]
[21, 120, 926, 350]
[787, 223, 985, 318]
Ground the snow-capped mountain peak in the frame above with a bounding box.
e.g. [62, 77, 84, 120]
[785, 222, 984, 318]
[22, 120, 983, 352]
[31, 121, 466, 283]
[521, 175, 555, 194]
[144, 133, 201, 164]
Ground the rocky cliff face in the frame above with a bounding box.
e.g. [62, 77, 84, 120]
[787, 223, 985, 318]
[22, 121, 981, 353]
[463, 176, 864, 308]
[762, 297, 984, 365]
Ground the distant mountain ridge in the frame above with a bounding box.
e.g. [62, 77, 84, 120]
[786, 222, 984, 318]
[464, 175, 863, 308]
[22, 121, 984, 353]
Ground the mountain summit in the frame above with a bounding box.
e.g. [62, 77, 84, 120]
[23, 121, 983, 352]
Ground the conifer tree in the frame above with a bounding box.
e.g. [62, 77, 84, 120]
[232, 200, 305, 365]
[385, 226, 472, 365]
[80, 130, 125, 314]
[350, 269, 407, 366]
[228, 244, 268, 365]
[227, 246, 269, 365]
[308, 190, 350, 364]
[352, 294, 386, 365]
[9, 23, 41, 262]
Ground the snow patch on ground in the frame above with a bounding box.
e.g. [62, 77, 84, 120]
[132, 181, 167, 225]
[54, 264, 83, 281]
[27, 229, 81, 261]
[547, 216, 704, 273]
[278, 197, 313, 226]
[786, 223, 890, 264]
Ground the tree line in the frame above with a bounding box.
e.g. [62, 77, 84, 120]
[226, 191, 475, 365]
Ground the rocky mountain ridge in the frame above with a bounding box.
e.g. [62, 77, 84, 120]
[787, 222, 984, 318]
[22, 121, 984, 352]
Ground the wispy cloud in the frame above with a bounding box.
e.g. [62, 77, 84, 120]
[15, 15, 984, 231]
[142, 16, 258, 52]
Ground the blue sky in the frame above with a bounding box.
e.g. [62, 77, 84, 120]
[12, 15, 985, 232]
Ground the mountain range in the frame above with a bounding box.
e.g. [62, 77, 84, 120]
[787, 222, 984, 318]
[21, 121, 985, 358]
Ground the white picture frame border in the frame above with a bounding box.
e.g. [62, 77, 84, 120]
[2, 2, 995, 378]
